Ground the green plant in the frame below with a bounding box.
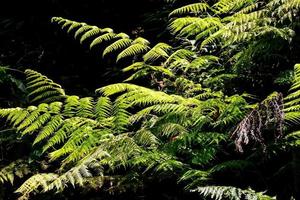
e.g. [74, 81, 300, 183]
[1, 0, 300, 199]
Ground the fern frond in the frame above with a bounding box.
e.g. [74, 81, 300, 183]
[48, 124, 94, 161]
[60, 130, 111, 166]
[42, 118, 83, 152]
[46, 164, 92, 192]
[165, 49, 195, 65]
[117, 37, 150, 62]
[61, 20, 73, 30]
[235, 2, 262, 15]
[33, 115, 64, 145]
[284, 64, 300, 126]
[284, 112, 300, 126]
[80, 27, 102, 44]
[112, 99, 130, 132]
[15, 173, 58, 199]
[74, 25, 95, 40]
[123, 65, 174, 82]
[77, 97, 94, 118]
[17, 107, 41, 131]
[179, 169, 210, 189]
[286, 64, 300, 95]
[95, 96, 113, 122]
[97, 83, 150, 96]
[143, 43, 172, 63]
[191, 185, 275, 200]
[113, 84, 179, 106]
[0, 108, 26, 126]
[210, 160, 252, 173]
[21, 112, 52, 136]
[67, 22, 85, 34]
[178, 17, 222, 38]
[0, 160, 31, 185]
[25, 69, 65, 104]
[133, 129, 159, 147]
[51, 16, 62, 23]
[131, 104, 187, 123]
[213, 0, 254, 14]
[122, 62, 145, 72]
[89, 32, 115, 49]
[168, 17, 200, 34]
[154, 159, 184, 173]
[159, 122, 187, 137]
[190, 55, 219, 69]
[63, 95, 80, 116]
[57, 18, 67, 25]
[169, 3, 210, 17]
[102, 38, 132, 57]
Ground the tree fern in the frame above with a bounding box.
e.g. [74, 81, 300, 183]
[2, 2, 300, 198]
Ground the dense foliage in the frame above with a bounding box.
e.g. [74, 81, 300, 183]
[0, 0, 300, 199]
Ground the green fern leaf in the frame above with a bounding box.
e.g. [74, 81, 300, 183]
[143, 43, 172, 63]
[80, 28, 103, 44]
[74, 25, 94, 40]
[67, 22, 85, 34]
[33, 115, 64, 145]
[102, 38, 132, 57]
[169, 3, 210, 17]
[89, 32, 115, 49]
[117, 39, 150, 62]
[95, 96, 112, 122]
